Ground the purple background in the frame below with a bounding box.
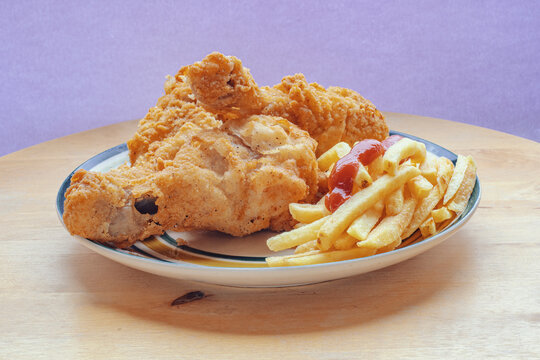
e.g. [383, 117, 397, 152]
[1, 1, 539, 156]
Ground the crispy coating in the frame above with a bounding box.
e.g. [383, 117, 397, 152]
[182, 52, 388, 155]
[126, 75, 221, 164]
[64, 114, 318, 247]
[180, 52, 266, 117]
[63, 52, 387, 247]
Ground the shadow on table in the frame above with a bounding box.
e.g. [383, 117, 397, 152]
[67, 233, 473, 335]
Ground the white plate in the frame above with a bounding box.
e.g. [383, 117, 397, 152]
[57, 131, 480, 287]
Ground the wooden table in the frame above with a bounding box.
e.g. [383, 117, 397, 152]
[1, 113, 538, 359]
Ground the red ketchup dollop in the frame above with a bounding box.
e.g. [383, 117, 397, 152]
[324, 135, 403, 212]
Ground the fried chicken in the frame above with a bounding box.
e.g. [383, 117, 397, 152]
[63, 52, 387, 247]
[64, 114, 318, 247]
[181, 52, 388, 155]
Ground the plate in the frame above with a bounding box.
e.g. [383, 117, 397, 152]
[56, 131, 480, 287]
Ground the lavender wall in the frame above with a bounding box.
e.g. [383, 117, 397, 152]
[1, 1, 539, 156]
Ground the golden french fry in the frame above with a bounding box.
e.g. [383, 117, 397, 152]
[266, 247, 376, 267]
[334, 142, 352, 158]
[401, 157, 454, 238]
[407, 175, 433, 199]
[431, 207, 453, 223]
[385, 186, 404, 216]
[317, 142, 351, 171]
[419, 216, 436, 238]
[401, 159, 412, 166]
[325, 163, 334, 177]
[436, 157, 455, 189]
[383, 138, 426, 175]
[447, 156, 477, 214]
[402, 187, 442, 239]
[318, 165, 420, 251]
[422, 151, 439, 164]
[333, 233, 360, 250]
[443, 155, 469, 205]
[421, 167, 438, 185]
[267, 216, 329, 251]
[266, 250, 320, 266]
[420, 151, 439, 184]
[357, 195, 417, 249]
[375, 238, 401, 254]
[289, 203, 330, 224]
[294, 239, 318, 254]
[368, 156, 384, 179]
[346, 200, 384, 241]
[352, 163, 373, 192]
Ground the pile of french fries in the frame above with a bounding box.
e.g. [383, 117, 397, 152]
[266, 138, 477, 267]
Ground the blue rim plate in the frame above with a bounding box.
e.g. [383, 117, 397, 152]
[56, 131, 481, 287]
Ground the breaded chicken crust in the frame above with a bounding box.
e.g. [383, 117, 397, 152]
[63, 52, 387, 247]
[181, 52, 388, 155]
[64, 115, 318, 247]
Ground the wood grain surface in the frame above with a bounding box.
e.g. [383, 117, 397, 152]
[1, 113, 538, 359]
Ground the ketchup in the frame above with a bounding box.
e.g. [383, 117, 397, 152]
[381, 135, 403, 150]
[325, 135, 403, 212]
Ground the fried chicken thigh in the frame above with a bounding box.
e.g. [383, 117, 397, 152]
[63, 52, 387, 247]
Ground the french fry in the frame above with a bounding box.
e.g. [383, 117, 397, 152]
[334, 143, 353, 158]
[267, 216, 329, 251]
[346, 200, 384, 241]
[334, 233, 361, 250]
[375, 238, 401, 254]
[294, 239, 318, 254]
[386, 186, 404, 216]
[419, 216, 436, 238]
[266, 247, 376, 267]
[443, 155, 469, 205]
[289, 203, 330, 224]
[401, 157, 454, 238]
[382, 138, 426, 175]
[401, 187, 441, 239]
[431, 207, 453, 223]
[266, 250, 320, 266]
[407, 175, 433, 199]
[436, 157, 454, 189]
[447, 156, 477, 214]
[357, 195, 417, 249]
[401, 159, 412, 166]
[352, 163, 373, 191]
[420, 152, 439, 185]
[317, 142, 351, 171]
[422, 151, 438, 164]
[421, 167, 438, 185]
[325, 163, 334, 177]
[317, 165, 420, 251]
[368, 156, 384, 179]
[267, 132, 477, 266]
